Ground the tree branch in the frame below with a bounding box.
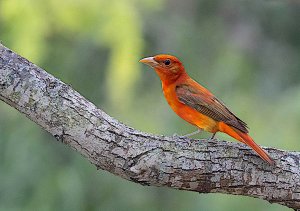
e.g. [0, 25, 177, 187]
[0, 44, 299, 209]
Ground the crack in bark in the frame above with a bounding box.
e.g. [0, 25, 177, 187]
[0, 44, 299, 209]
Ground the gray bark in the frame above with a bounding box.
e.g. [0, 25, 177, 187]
[0, 44, 299, 209]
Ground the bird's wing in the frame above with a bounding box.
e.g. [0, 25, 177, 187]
[175, 83, 248, 133]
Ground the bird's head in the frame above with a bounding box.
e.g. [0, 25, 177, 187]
[139, 54, 186, 83]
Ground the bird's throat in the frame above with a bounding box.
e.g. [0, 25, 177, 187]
[155, 69, 185, 86]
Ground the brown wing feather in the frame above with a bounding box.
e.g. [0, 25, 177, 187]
[176, 84, 248, 133]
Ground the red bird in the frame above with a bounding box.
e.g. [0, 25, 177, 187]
[140, 54, 274, 164]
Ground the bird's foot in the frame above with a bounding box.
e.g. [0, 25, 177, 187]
[172, 133, 189, 140]
[208, 132, 217, 141]
[172, 133, 180, 138]
[180, 129, 202, 138]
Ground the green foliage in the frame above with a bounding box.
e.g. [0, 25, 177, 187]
[1, 0, 299, 210]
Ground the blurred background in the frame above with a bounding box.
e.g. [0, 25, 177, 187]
[0, 0, 299, 210]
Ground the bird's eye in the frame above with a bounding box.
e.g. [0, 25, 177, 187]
[164, 59, 171, 66]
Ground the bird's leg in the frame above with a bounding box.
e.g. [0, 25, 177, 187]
[181, 129, 202, 138]
[209, 132, 217, 141]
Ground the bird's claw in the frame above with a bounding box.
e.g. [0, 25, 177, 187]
[172, 133, 187, 139]
[207, 133, 217, 141]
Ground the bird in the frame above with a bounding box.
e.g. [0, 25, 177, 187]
[139, 54, 274, 165]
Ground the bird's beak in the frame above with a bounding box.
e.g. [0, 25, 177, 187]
[139, 57, 159, 67]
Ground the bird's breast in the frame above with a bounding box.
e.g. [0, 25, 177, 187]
[162, 83, 218, 132]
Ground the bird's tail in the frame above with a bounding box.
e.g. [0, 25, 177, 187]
[219, 122, 274, 165]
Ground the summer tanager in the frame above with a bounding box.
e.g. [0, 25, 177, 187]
[140, 54, 274, 164]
